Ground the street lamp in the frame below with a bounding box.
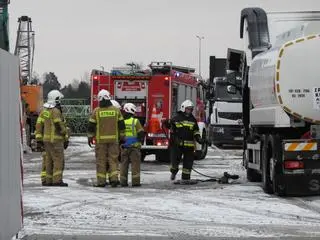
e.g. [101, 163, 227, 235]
[196, 35, 204, 76]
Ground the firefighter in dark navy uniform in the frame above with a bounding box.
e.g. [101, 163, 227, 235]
[163, 99, 204, 184]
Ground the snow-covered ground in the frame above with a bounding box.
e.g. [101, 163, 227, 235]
[18, 137, 320, 239]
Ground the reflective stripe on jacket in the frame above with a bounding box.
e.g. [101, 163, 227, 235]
[124, 117, 139, 148]
[170, 111, 200, 148]
[88, 106, 124, 143]
[35, 108, 66, 143]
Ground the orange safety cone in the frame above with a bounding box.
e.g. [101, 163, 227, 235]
[148, 104, 160, 133]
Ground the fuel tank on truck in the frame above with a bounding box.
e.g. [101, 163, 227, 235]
[249, 22, 320, 126]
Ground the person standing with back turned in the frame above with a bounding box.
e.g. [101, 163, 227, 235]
[120, 103, 145, 187]
[87, 89, 125, 187]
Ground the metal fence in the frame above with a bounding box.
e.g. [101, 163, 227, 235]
[61, 99, 90, 136]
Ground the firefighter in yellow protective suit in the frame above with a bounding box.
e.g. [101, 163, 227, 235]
[120, 103, 145, 187]
[39, 127, 70, 186]
[35, 90, 68, 187]
[87, 89, 125, 188]
[104, 99, 122, 184]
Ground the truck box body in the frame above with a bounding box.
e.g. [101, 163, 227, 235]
[0, 49, 22, 240]
[208, 55, 243, 147]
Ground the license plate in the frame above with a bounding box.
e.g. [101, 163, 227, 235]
[234, 137, 243, 140]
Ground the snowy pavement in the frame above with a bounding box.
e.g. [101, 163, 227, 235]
[18, 137, 320, 239]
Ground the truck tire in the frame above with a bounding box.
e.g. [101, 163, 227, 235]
[247, 168, 261, 182]
[244, 143, 262, 182]
[140, 152, 146, 162]
[262, 134, 285, 195]
[156, 151, 170, 163]
[270, 135, 286, 196]
[195, 130, 208, 160]
[262, 134, 274, 194]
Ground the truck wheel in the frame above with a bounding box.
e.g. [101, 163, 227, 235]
[140, 152, 146, 162]
[247, 168, 261, 182]
[270, 134, 286, 196]
[244, 144, 261, 182]
[156, 151, 170, 163]
[195, 130, 208, 160]
[262, 134, 274, 194]
[262, 134, 284, 195]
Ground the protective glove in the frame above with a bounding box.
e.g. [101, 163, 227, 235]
[64, 141, 69, 150]
[36, 140, 44, 149]
[195, 135, 204, 144]
[119, 136, 126, 145]
[88, 137, 94, 148]
[162, 119, 171, 128]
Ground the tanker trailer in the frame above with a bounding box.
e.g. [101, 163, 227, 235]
[230, 8, 320, 196]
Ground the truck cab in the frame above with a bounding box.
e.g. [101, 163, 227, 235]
[209, 75, 243, 147]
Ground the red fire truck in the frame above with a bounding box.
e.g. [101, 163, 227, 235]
[90, 62, 208, 161]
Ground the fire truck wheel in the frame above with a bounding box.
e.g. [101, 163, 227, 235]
[140, 152, 146, 162]
[156, 151, 170, 163]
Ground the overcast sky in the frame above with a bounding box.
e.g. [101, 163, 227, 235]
[8, 0, 320, 86]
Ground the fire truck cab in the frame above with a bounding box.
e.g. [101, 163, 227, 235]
[90, 62, 208, 162]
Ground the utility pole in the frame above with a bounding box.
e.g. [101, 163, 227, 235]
[196, 35, 204, 77]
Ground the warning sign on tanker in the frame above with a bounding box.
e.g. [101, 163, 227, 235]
[313, 87, 320, 109]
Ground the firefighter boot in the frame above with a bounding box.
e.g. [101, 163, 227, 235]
[52, 181, 68, 187]
[110, 181, 119, 188]
[42, 182, 52, 186]
[93, 183, 106, 187]
[170, 173, 176, 181]
[132, 184, 141, 187]
[180, 179, 191, 185]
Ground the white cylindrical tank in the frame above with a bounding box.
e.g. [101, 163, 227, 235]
[249, 23, 320, 123]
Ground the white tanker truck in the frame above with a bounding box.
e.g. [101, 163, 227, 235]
[228, 8, 320, 195]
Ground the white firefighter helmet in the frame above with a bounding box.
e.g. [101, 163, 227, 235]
[123, 103, 137, 114]
[97, 89, 111, 101]
[111, 100, 121, 109]
[180, 99, 194, 112]
[44, 90, 64, 108]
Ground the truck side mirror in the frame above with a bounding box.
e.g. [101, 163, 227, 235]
[227, 85, 237, 94]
